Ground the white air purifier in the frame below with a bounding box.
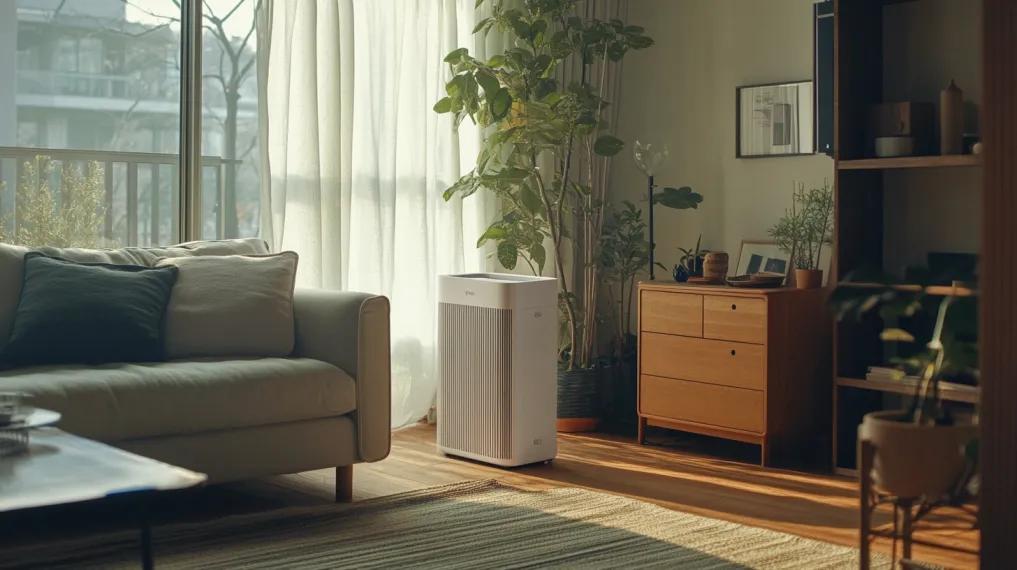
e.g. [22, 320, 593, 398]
[437, 273, 558, 467]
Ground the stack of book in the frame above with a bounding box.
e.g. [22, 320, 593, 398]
[865, 366, 920, 382]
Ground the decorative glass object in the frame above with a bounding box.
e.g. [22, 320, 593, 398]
[634, 140, 668, 279]
[633, 140, 669, 177]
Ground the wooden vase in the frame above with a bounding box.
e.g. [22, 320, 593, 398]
[703, 252, 729, 283]
[940, 80, 964, 155]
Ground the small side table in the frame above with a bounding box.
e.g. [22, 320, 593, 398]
[858, 439, 977, 570]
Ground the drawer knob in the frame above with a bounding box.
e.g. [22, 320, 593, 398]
[730, 349, 737, 356]
[731, 303, 737, 310]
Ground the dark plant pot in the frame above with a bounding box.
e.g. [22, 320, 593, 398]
[690, 255, 706, 277]
[672, 264, 689, 282]
[599, 356, 638, 435]
[557, 366, 601, 432]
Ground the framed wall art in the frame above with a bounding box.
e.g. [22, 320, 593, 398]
[736, 81, 815, 158]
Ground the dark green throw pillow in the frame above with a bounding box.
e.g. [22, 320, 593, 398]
[1, 253, 179, 366]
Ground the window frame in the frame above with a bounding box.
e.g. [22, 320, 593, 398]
[179, 0, 203, 242]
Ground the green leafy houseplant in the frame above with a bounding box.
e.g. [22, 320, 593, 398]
[675, 234, 703, 278]
[768, 181, 833, 273]
[435, 0, 653, 371]
[830, 275, 978, 498]
[599, 200, 649, 358]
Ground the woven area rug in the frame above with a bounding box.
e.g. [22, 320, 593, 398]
[5, 480, 890, 569]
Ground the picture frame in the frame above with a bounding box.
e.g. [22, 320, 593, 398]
[735, 240, 790, 277]
[735, 239, 833, 285]
[736, 81, 815, 158]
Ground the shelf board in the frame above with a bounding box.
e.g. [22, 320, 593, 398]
[836, 376, 980, 404]
[837, 155, 981, 171]
[839, 282, 978, 297]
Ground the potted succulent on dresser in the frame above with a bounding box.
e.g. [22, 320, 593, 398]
[769, 181, 833, 288]
[831, 277, 979, 500]
[673, 235, 704, 282]
[435, 1, 654, 432]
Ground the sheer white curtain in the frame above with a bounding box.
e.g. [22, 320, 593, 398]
[257, 0, 499, 427]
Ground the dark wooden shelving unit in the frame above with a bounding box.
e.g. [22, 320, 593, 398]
[837, 155, 981, 171]
[830, 0, 983, 473]
[835, 376, 979, 405]
[838, 282, 978, 297]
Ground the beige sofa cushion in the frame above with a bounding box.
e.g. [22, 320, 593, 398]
[156, 252, 298, 358]
[0, 357, 355, 441]
[0, 238, 270, 354]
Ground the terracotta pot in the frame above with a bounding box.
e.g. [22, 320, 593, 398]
[556, 367, 601, 433]
[703, 252, 729, 283]
[794, 268, 823, 289]
[859, 410, 978, 499]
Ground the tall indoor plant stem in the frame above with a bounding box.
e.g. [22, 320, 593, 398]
[435, 1, 654, 373]
[647, 175, 655, 279]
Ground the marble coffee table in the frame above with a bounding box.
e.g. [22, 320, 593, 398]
[0, 425, 206, 569]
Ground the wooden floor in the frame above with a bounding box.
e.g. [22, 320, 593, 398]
[350, 425, 978, 569]
[5, 424, 978, 568]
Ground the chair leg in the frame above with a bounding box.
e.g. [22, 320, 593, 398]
[336, 465, 353, 503]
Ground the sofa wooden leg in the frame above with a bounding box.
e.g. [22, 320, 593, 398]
[336, 465, 353, 503]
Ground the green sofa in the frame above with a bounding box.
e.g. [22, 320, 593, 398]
[0, 239, 390, 499]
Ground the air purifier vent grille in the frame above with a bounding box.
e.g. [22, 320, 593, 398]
[439, 302, 512, 459]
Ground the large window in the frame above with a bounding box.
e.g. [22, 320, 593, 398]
[0, 0, 260, 248]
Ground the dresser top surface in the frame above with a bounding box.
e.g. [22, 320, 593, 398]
[638, 280, 813, 296]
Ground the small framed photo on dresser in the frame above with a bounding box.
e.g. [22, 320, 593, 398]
[735, 240, 789, 276]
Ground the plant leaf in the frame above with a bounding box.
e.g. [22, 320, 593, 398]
[530, 243, 546, 273]
[653, 186, 703, 209]
[880, 328, 916, 343]
[472, 17, 491, 34]
[433, 97, 453, 114]
[443, 48, 469, 64]
[490, 88, 512, 120]
[519, 185, 544, 214]
[497, 241, 518, 269]
[476, 224, 507, 247]
[593, 135, 625, 157]
[476, 70, 500, 98]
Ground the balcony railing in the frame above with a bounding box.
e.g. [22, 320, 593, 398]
[0, 146, 236, 246]
[17, 69, 178, 102]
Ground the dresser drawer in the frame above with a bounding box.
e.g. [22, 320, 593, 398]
[640, 332, 764, 390]
[640, 375, 764, 433]
[640, 290, 702, 337]
[703, 295, 766, 344]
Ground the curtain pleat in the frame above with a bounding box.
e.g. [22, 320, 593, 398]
[258, 0, 498, 428]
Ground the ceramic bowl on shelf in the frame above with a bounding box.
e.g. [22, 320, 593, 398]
[874, 136, 916, 157]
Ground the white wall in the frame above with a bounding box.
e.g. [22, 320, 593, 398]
[611, 0, 833, 272]
[612, 0, 980, 279]
[881, 0, 981, 274]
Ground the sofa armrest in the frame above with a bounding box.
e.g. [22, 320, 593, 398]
[292, 288, 390, 462]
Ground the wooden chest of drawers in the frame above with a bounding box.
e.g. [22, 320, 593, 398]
[637, 282, 831, 466]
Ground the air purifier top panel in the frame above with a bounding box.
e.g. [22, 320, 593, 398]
[439, 273, 557, 310]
